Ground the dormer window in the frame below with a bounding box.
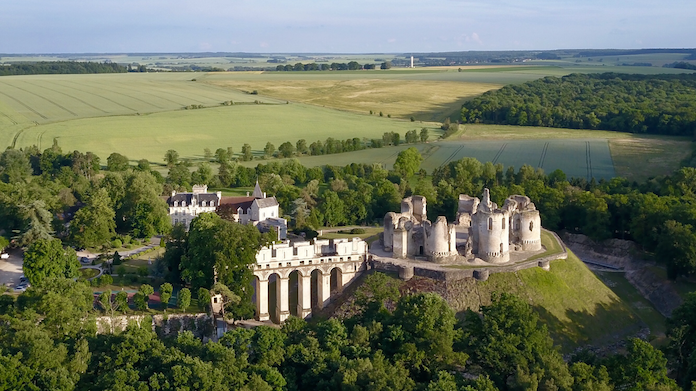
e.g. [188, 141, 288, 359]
[182, 201, 186, 207]
[174, 201, 178, 207]
[202, 201, 207, 207]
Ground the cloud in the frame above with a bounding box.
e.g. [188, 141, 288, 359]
[471, 32, 483, 45]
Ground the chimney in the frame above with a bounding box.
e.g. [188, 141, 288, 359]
[171, 190, 176, 197]
[246, 191, 250, 197]
[216, 191, 222, 200]
[263, 192, 266, 198]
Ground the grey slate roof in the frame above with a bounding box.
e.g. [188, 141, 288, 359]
[253, 197, 279, 208]
[166, 192, 219, 207]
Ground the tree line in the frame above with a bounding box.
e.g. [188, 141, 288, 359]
[0, 61, 127, 76]
[275, 61, 392, 71]
[460, 73, 696, 137]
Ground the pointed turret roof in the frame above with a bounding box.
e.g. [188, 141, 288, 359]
[252, 180, 264, 199]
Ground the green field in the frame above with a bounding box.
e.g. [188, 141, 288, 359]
[0, 65, 691, 180]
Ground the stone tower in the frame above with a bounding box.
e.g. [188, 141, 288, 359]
[472, 189, 511, 263]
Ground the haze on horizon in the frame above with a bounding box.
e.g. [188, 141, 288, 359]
[1, 0, 695, 54]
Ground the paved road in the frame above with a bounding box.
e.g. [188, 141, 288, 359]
[0, 249, 23, 287]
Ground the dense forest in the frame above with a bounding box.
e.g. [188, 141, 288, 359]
[0, 61, 127, 76]
[460, 73, 696, 137]
[0, 272, 690, 390]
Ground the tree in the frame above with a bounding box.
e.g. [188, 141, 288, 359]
[463, 292, 572, 390]
[656, 220, 696, 279]
[393, 147, 423, 178]
[106, 152, 129, 171]
[198, 287, 211, 312]
[203, 148, 213, 161]
[18, 277, 94, 337]
[159, 283, 173, 311]
[134, 284, 154, 310]
[603, 338, 679, 391]
[296, 139, 308, 155]
[380, 61, 392, 69]
[136, 159, 150, 171]
[164, 149, 179, 168]
[667, 292, 696, 387]
[404, 129, 418, 143]
[420, 127, 429, 142]
[215, 148, 229, 164]
[69, 188, 116, 248]
[178, 287, 191, 311]
[278, 142, 295, 158]
[242, 144, 253, 161]
[264, 142, 276, 158]
[114, 290, 129, 313]
[0, 149, 32, 183]
[119, 171, 171, 238]
[320, 190, 346, 227]
[23, 238, 80, 286]
[441, 117, 451, 130]
[18, 199, 54, 246]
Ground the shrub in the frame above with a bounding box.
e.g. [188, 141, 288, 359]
[350, 228, 366, 234]
[111, 239, 123, 248]
[137, 266, 149, 277]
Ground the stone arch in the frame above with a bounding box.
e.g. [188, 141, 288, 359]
[310, 269, 325, 310]
[268, 272, 281, 324]
[288, 270, 301, 318]
[330, 267, 343, 294]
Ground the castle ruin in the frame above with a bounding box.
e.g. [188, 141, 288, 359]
[383, 188, 541, 264]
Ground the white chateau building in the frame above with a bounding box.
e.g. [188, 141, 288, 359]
[165, 182, 287, 239]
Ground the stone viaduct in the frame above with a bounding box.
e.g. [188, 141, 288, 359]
[251, 238, 368, 323]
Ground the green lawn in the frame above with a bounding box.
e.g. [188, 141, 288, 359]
[318, 227, 383, 240]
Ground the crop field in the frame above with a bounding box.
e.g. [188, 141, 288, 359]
[12, 102, 437, 162]
[260, 138, 615, 180]
[199, 77, 501, 121]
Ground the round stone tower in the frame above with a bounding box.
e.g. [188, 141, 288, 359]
[473, 189, 510, 263]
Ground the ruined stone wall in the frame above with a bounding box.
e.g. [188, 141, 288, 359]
[95, 313, 214, 338]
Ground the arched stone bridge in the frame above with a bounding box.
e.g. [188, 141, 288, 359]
[251, 238, 368, 323]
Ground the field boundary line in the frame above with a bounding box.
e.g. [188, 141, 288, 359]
[25, 81, 109, 114]
[492, 143, 508, 164]
[538, 142, 549, 168]
[4, 82, 78, 117]
[0, 89, 48, 120]
[53, 81, 139, 112]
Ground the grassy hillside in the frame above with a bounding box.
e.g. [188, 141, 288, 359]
[336, 250, 643, 352]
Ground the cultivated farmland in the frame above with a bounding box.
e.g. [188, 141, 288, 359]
[257, 138, 616, 180]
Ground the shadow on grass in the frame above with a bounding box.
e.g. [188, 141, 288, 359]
[533, 299, 644, 353]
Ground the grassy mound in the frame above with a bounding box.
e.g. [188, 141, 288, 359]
[336, 250, 641, 352]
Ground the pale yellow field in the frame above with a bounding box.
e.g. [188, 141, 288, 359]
[202, 78, 501, 122]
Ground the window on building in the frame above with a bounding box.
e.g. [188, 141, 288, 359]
[529, 221, 534, 231]
[502, 218, 505, 229]
[174, 201, 178, 207]
[500, 243, 503, 253]
[175, 219, 179, 224]
[488, 217, 492, 230]
[202, 201, 206, 207]
[182, 201, 186, 207]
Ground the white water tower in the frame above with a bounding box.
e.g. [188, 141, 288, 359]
[410, 56, 414, 68]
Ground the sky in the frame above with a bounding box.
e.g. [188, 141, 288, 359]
[1, 0, 695, 54]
